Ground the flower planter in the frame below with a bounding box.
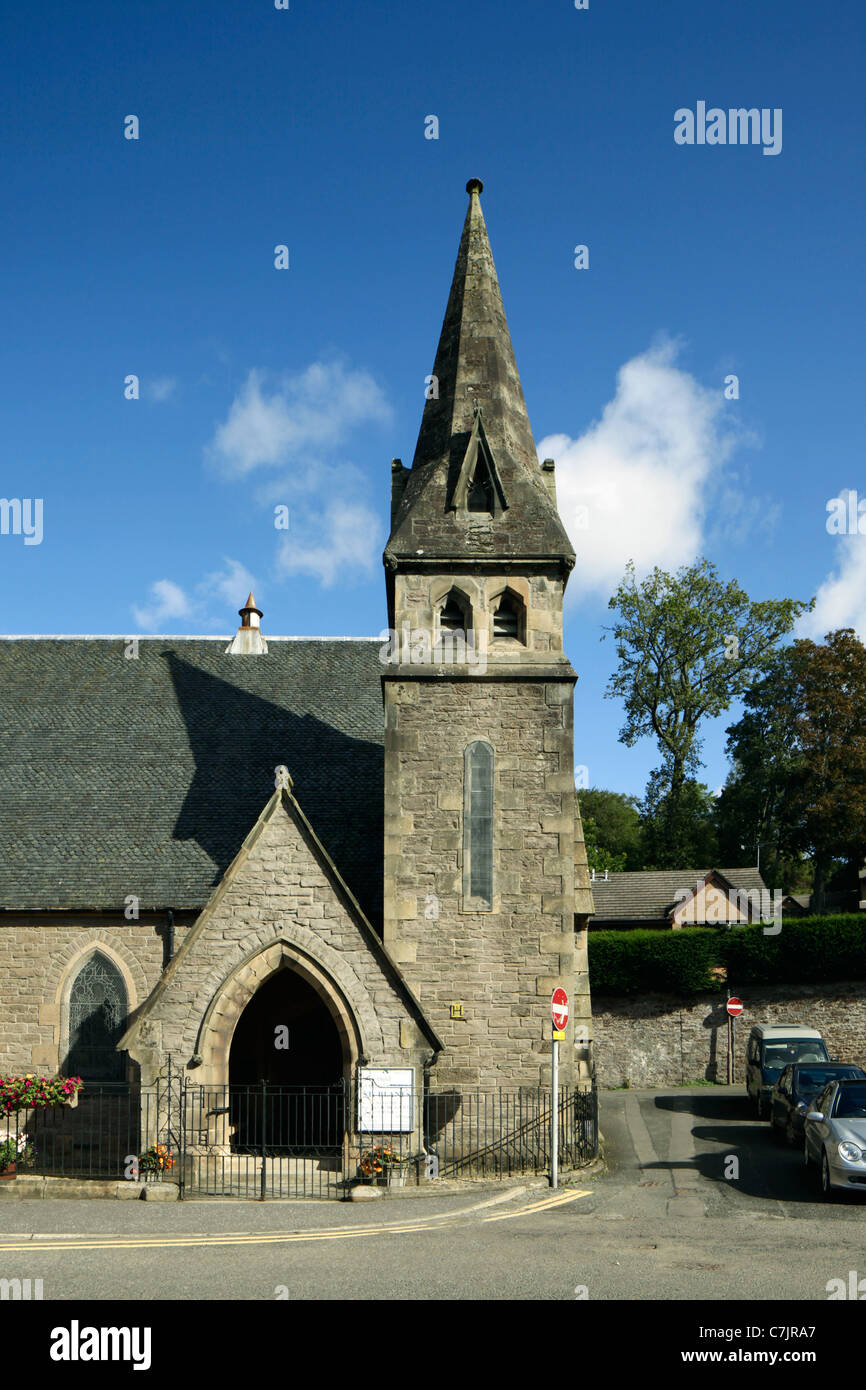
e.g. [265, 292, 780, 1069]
[0, 1164, 17, 1180]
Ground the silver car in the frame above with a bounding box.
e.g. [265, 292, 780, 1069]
[804, 1078, 866, 1197]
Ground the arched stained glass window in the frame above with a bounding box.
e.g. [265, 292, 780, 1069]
[67, 953, 127, 1080]
[463, 740, 494, 909]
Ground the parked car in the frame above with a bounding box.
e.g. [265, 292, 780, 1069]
[745, 1024, 830, 1118]
[804, 1078, 866, 1197]
[769, 1063, 866, 1144]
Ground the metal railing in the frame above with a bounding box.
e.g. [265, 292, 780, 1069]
[3, 1084, 151, 1182]
[1, 1079, 598, 1197]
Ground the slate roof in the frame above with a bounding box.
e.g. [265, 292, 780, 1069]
[589, 868, 768, 923]
[0, 638, 385, 918]
[384, 180, 576, 567]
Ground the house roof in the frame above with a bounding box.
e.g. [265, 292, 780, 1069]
[589, 868, 768, 922]
[0, 637, 385, 917]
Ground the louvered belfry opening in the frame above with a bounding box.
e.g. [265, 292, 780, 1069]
[440, 590, 468, 635]
[493, 590, 521, 640]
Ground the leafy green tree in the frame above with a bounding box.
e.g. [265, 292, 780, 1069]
[582, 815, 627, 873]
[578, 788, 643, 870]
[639, 772, 719, 870]
[714, 644, 805, 890]
[717, 629, 866, 908]
[604, 558, 812, 868]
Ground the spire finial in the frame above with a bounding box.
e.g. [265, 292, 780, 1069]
[466, 177, 483, 197]
[239, 592, 263, 628]
[226, 589, 268, 654]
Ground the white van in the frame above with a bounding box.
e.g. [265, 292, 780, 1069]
[745, 1024, 829, 1118]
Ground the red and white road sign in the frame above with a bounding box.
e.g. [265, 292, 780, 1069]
[726, 996, 744, 1017]
[551, 988, 569, 1031]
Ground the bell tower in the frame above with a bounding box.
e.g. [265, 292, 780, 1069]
[382, 180, 593, 1089]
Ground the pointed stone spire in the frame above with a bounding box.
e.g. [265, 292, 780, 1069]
[225, 592, 268, 654]
[385, 179, 575, 567]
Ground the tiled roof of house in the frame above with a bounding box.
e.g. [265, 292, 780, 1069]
[589, 868, 767, 922]
[0, 638, 385, 917]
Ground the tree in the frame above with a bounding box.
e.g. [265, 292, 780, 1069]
[714, 645, 807, 889]
[604, 558, 812, 868]
[717, 629, 866, 908]
[639, 772, 719, 870]
[578, 788, 643, 869]
[782, 629, 866, 911]
[582, 816, 627, 873]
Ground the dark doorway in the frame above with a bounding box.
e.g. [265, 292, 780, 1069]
[228, 968, 345, 1151]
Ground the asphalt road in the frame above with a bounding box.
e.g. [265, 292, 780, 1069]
[1, 1086, 864, 1302]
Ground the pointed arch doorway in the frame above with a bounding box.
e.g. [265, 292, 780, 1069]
[224, 956, 352, 1157]
[229, 966, 343, 1088]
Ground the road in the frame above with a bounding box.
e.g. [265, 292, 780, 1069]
[1, 1086, 863, 1301]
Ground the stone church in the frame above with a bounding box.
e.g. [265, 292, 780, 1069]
[0, 180, 594, 1119]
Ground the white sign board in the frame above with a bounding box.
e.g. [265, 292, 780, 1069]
[357, 1067, 415, 1133]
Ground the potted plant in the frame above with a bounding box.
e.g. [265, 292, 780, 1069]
[138, 1143, 174, 1182]
[0, 1134, 36, 1178]
[358, 1145, 409, 1187]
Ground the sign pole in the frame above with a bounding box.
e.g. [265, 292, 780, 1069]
[549, 988, 568, 1191]
[551, 1031, 559, 1191]
[725, 995, 744, 1083]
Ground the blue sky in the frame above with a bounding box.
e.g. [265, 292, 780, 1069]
[1, 0, 864, 800]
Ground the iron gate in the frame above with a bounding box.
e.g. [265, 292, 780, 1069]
[180, 1082, 349, 1199]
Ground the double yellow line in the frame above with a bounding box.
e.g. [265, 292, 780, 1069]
[482, 1188, 591, 1223]
[0, 1189, 592, 1253]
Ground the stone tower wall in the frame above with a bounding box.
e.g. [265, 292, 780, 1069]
[383, 663, 579, 1089]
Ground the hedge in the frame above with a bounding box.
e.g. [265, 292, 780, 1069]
[588, 915, 866, 997]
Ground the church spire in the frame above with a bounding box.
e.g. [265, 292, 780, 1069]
[385, 179, 575, 567]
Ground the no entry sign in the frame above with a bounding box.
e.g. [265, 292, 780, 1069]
[726, 996, 744, 1017]
[551, 988, 569, 1031]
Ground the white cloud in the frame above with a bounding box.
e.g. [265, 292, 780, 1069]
[208, 360, 391, 477]
[146, 376, 177, 402]
[205, 358, 389, 588]
[276, 497, 381, 589]
[132, 579, 193, 631]
[538, 341, 740, 601]
[796, 536, 866, 642]
[197, 557, 259, 610]
[132, 558, 260, 631]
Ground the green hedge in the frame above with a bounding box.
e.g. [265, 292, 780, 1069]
[589, 915, 866, 997]
[588, 928, 720, 996]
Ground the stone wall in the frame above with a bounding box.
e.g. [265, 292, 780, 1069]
[122, 792, 430, 1087]
[0, 915, 189, 1074]
[383, 669, 586, 1089]
[593, 981, 866, 1088]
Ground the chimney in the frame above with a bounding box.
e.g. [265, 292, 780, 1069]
[225, 592, 268, 655]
